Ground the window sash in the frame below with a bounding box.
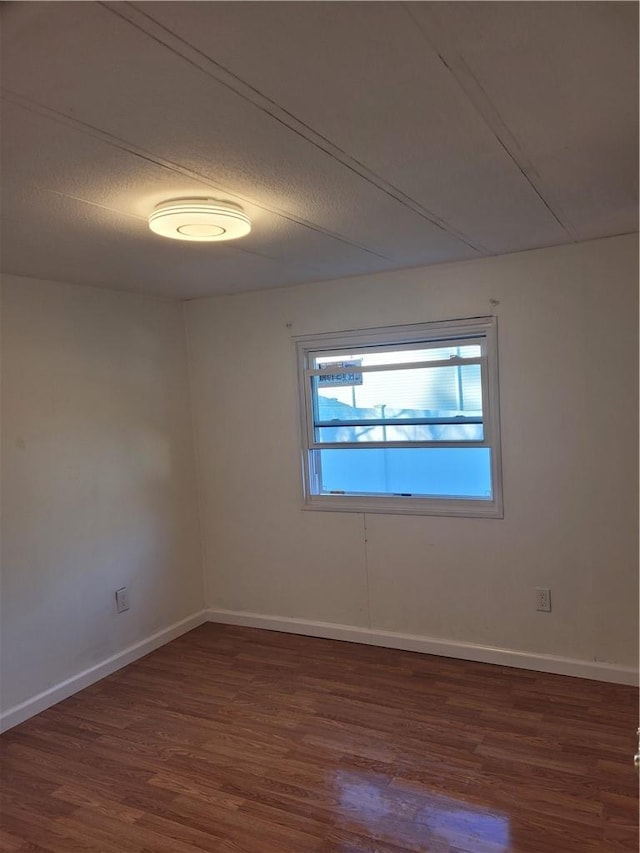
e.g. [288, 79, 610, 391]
[314, 416, 483, 427]
[309, 440, 488, 450]
[306, 355, 482, 377]
[307, 354, 488, 449]
[309, 447, 494, 500]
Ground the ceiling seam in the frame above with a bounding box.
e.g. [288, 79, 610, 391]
[1, 89, 393, 264]
[14, 183, 334, 276]
[403, 3, 577, 240]
[101, 0, 487, 255]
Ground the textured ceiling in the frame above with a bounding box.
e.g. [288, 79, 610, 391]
[1, 1, 637, 299]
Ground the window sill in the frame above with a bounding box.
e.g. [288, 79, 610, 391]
[302, 495, 504, 518]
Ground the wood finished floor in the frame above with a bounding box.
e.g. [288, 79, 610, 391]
[0, 624, 637, 853]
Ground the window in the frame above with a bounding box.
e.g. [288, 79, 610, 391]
[295, 317, 503, 517]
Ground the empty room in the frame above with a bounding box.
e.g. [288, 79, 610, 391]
[1, 2, 638, 851]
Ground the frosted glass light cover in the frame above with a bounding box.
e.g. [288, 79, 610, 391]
[149, 199, 251, 241]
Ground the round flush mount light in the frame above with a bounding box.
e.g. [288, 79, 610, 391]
[148, 199, 251, 242]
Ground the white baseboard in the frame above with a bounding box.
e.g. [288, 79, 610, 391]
[2, 606, 635, 734]
[206, 608, 639, 686]
[0, 610, 208, 733]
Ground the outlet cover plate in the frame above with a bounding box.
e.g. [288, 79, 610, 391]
[115, 587, 130, 614]
[536, 587, 551, 612]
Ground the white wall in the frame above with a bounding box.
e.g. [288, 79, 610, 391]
[186, 234, 639, 675]
[1, 275, 205, 716]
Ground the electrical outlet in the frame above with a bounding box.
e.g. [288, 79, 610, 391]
[115, 587, 129, 614]
[536, 587, 551, 612]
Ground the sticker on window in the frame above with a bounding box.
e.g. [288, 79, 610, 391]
[317, 360, 363, 387]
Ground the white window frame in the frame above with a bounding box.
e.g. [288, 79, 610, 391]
[294, 316, 503, 518]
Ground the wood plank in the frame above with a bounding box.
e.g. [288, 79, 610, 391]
[1, 623, 637, 852]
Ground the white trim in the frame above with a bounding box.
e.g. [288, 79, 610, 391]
[0, 610, 208, 733]
[205, 608, 639, 686]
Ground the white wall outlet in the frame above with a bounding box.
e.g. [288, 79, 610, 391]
[115, 587, 129, 614]
[536, 587, 551, 612]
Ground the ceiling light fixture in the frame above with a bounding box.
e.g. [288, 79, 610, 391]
[148, 199, 251, 242]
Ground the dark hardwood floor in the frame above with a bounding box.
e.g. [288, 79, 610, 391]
[1, 623, 637, 852]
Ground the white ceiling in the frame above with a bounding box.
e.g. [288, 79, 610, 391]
[1, 1, 637, 299]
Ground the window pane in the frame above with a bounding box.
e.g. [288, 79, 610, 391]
[313, 363, 482, 443]
[313, 448, 492, 499]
